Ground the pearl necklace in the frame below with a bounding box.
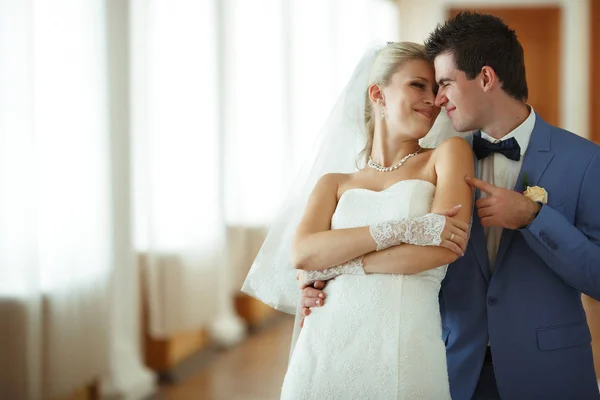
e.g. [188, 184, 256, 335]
[367, 148, 422, 172]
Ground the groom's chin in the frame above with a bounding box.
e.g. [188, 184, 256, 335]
[452, 122, 476, 134]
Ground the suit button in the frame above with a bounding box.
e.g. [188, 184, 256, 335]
[487, 297, 498, 306]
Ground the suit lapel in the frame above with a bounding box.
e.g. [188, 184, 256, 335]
[493, 114, 554, 272]
[471, 210, 491, 283]
[468, 132, 491, 283]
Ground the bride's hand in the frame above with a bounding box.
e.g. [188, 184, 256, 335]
[437, 205, 469, 256]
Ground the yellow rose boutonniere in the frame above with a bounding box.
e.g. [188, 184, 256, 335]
[523, 185, 548, 204]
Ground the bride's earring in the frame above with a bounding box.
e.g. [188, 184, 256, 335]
[379, 103, 386, 120]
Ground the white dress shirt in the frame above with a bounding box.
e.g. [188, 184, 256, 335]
[477, 107, 536, 272]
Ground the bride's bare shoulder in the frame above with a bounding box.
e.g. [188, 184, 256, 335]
[317, 172, 352, 185]
[313, 173, 353, 195]
[316, 172, 372, 200]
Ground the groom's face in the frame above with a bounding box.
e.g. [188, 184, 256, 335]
[433, 52, 484, 133]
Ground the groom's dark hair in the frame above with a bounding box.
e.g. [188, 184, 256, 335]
[424, 11, 528, 101]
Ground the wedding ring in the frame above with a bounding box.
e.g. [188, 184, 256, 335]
[450, 233, 455, 242]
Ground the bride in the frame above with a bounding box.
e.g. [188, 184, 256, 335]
[243, 42, 474, 399]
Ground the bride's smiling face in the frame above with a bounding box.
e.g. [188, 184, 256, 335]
[371, 59, 440, 139]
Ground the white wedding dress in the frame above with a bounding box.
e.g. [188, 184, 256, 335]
[280, 179, 451, 400]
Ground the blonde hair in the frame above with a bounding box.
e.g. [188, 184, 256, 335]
[358, 42, 430, 165]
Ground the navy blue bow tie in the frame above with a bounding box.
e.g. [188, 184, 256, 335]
[473, 135, 521, 161]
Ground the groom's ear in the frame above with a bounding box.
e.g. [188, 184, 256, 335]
[480, 66, 498, 93]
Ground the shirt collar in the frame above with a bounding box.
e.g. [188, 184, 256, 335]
[480, 106, 536, 157]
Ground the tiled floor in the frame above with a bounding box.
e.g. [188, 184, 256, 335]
[161, 316, 294, 400]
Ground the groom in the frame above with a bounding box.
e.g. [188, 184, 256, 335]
[300, 11, 600, 400]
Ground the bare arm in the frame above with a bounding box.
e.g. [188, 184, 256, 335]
[292, 174, 378, 271]
[363, 137, 474, 274]
[362, 244, 458, 274]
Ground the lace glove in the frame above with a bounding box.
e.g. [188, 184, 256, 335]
[369, 213, 446, 251]
[298, 256, 365, 286]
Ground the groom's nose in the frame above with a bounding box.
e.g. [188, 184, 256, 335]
[435, 90, 448, 108]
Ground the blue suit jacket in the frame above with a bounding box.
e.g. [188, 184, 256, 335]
[442, 114, 600, 399]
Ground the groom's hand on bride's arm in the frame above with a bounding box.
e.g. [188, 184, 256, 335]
[298, 280, 326, 327]
[466, 176, 541, 230]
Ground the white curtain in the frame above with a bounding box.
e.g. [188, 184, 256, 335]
[34, 1, 112, 397]
[103, 1, 157, 398]
[131, 0, 246, 344]
[132, 0, 398, 341]
[0, 2, 40, 398]
[0, 1, 155, 398]
[0, 0, 110, 398]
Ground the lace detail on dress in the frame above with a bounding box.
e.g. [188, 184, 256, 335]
[369, 213, 446, 251]
[298, 257, 364, 286]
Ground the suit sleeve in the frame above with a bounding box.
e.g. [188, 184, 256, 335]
[520, 151, 600, 300]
